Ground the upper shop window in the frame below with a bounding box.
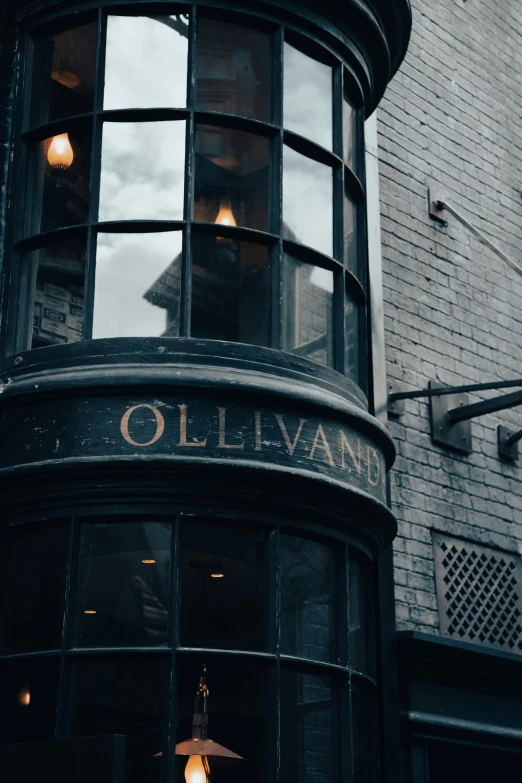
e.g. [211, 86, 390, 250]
[8, 9, 366, 385]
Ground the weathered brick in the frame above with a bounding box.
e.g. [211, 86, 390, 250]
[380, 0, 522, 636]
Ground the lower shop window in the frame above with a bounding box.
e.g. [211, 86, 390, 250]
[0, 513, 378, 782]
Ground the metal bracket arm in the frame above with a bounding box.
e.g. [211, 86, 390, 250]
[388, 380, 522, 458]
[388, 378, 522, 404]
[428, 189, 522, 278]
[447, 389, 522, 424]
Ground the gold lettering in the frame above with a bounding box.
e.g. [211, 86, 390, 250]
[308, 423, 335, 466]
[340, 431, 362, 473]
[254, 410, 262, 451]
[367, 445, 381, 486]
[275, 414, 307, 456]
[120, 404, 165, 447]
[177, 404, 207, 447]
[218, 407, 244, 449]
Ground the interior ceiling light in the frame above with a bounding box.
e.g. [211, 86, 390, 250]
[18, 687, 30, 707]
[51, 70, 81, 89]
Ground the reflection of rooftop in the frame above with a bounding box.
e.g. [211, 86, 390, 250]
[143, 252, 181, 337]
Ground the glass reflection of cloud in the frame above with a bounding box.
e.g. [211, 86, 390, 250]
[104, 15, 189, 110]
[98, 121, 186, 221]
[284, 42, 332, 151]
[283, 145, 333, 257]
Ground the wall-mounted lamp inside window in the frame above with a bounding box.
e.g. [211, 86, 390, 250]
[47, 133, 74, 170]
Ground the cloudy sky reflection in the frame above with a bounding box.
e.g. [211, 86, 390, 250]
[284, 43, 332, 150]
[104, 15, 188, 109]
[283, 145, 333, 256]
[98, 121, 186, 221]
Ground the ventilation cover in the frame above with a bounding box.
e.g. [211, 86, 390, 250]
[433, 534, 522, 654]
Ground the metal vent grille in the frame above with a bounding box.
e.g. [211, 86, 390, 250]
[433, 534, 522, 653]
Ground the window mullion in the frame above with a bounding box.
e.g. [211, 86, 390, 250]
[166, 514, 180, 783]
[179, 7, 197, 338]
[55, 516, 80, 740]
[270, 27, 284, 350]
[275, 525, 281, 783]
[83, 9, 106, 339]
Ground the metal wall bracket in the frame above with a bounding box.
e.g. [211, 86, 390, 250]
[430, 381, 472, 453]
[427, 187, 448, 225]
[498, 425, 521, 461]
[387, 381, 407, 418]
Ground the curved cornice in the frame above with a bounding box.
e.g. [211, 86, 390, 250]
[3, 0, 411, 114]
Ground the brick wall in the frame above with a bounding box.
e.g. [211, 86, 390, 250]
[378, 0, 522, 633]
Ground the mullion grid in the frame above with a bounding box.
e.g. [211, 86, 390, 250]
[180, 6, 197, 338]
[0, 512, 362, 781]
[270, 25, 284, 351]
[83, 8, 106, 340]
[333, 62, 345, 375]
[9, 6, 360, 376]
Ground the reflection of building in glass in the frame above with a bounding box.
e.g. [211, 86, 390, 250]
[197, 20, 270, 120]
[143, 253, 182, 338]
[143, 238, 268, 345]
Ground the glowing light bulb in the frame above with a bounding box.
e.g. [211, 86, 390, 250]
[18, 688, 30, 707]
[214, 198, 236, 227]
[142, 559, 156, 564]
[184, 754, 209, 783]
[47, 133, 74, 170]
[210, 572, 224, 578]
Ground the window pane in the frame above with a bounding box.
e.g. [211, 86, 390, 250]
[194, 124, 269, 232]
[352, 682, 379, 783]
[283, 146, 333, 256]
[22, 237, 86, 349]
[0, 658, 60, 745]
[98, 121, 185, 221]
[176, 655, 268, 783]
[280, 535, 337, 662]
[343, 90, 357, 169]
[345, 293, 359, 383]
[32, 125, 92, 233]
[31, 22, 97, 125]
[104, 15, 189, 110]
[284, 43, 332, 150]
[76, 520, 171, 646]
[180, 519, 267, 651]
[71, 658, 166, 783]
[196, 18, 271, 122]
[281, 669, 339, 783]
[191, 234, 269, 345]
[0, 524, 69, 654]
[349, 560, 375, 676]
[344, 191, 357, 274]
[282, 254, 334, 368]
[93, 232, 182, 339]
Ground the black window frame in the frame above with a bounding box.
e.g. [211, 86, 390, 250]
[0, 508, 379, 783]
[1, 3, 368, 389]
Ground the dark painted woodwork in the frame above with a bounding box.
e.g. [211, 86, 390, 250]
[0, 339, 396, 549]
[0, 735, 126, 783]
[398, 631, 522, 749]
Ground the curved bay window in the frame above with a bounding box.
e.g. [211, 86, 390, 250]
[8, 9, 366, 385]
[0, 1, 407, 780]
[0, 513, 377, 782]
